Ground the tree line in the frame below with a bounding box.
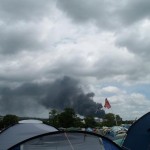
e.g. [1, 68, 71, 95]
[0, 108, 133, 130]
[0, 114, 18, 130]
[45, 108, 124, 128]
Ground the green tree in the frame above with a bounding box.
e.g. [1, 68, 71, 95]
[3, 114, 18, 128]
[74, 117, 85, 128]
[84, 116, 96, 128]
[102, 113, 122, 127]
[0, 120, 4, 130]
[116, 114, 122, 125]
[49, 109, 59, 127]
[103, 113, 115, 127]
[58, 108, 76, 128]
[49, 109, 57, 119]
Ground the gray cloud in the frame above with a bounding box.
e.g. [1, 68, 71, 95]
[0, 0, 54, 22]
[116, 29, 150, 59]
[0, 22, 45, 54]
[0, 0, 57, 55]
[119, 41, 150, 59]
[119, 0, 150, 25]
[56, 0, 120, 29]
[56, 0, 150, 29]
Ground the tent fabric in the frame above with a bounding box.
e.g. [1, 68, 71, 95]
[103, 139, 121, 150]
[0, 122, 58, 150]
[122, 112, 150, 150]
[9, 131, 123, 150]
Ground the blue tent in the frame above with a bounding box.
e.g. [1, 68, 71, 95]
[122, 112, 150, 150]
[0, 120, 58, 150]
[9, 131, 122, 150]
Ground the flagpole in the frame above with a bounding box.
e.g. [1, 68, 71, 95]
[111, 107, 118, 126]
[104, 98, 118, 126]
[115, 114, 118, 126]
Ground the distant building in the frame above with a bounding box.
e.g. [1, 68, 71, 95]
[94, 117, 103, 123]
[76, 114, 85, 120]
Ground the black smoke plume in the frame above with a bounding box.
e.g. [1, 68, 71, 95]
[0, 76, 105, 117]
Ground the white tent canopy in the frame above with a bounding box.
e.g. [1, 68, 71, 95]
[19, 119, 43, 124]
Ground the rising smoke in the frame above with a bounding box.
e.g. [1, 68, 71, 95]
[0, 76, 105, 117]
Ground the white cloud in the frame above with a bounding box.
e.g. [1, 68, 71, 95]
[101, 86, 125, 94]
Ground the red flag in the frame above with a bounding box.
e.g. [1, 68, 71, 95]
[104, 98, 111, 109]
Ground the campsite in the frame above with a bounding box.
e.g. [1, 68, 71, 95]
[0, 0, 150, 149]
[1, 111, 150, 149]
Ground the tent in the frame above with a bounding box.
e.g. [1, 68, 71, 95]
[103, 126, 126, 148]
[0, 120, 58, 150]
[9, 131, 123, 150]
[122, 112, 150, 150]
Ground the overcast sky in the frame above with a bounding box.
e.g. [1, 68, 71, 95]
[0, 0, 150, 120]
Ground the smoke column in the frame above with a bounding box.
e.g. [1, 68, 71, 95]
[0, 76, 105, 117]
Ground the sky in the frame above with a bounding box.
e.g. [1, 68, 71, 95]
[0, 0, 150, 120]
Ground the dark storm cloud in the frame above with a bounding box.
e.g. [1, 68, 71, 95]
[116, 27, 150, 59]
[56, 0, 150, 28]
[120, 0, 150, 25]
[0, 0, 53, 22]
[0, 23, 44, 54]
[0, 76, 104, 117]
[0, 0, 55, 55]
[1, 0, 149, 27]
[56, 0, 120, 29]
[57, 0, 103, 22]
